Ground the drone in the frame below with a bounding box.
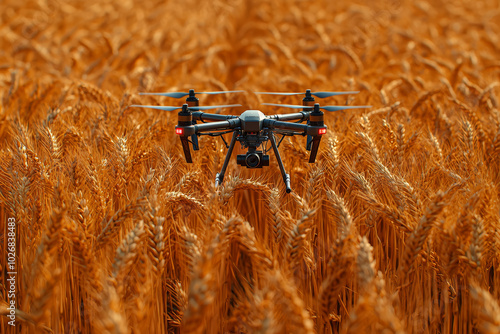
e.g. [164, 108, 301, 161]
[133, 89, 370, 193]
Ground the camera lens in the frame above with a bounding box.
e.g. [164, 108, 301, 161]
[246, 153, 260, 168]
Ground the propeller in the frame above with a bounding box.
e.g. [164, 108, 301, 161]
[262, 103, 371, 112]
[131, 104, 242, 111]
[139, 89, 245, 99]
[255, 90, 359, 98]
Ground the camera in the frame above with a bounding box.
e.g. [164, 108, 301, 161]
[237, 149, 269, 168]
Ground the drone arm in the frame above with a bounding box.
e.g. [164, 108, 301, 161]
[264, 119, 326, 164]
[191, 112, 237, 122]
[194, 119, 241, 133]
[268, 112, 309, 122]
[263, 119, 308, 133]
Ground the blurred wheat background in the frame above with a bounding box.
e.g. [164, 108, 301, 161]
[1, 0, 500, 333]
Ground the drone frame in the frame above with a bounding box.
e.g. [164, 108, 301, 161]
[173, 93, 328, 194]
[135, 89, 367, 193]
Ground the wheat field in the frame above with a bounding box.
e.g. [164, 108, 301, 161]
[0, 0, 500, 333]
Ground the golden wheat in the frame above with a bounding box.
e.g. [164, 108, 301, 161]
[0, 0, 499, 333]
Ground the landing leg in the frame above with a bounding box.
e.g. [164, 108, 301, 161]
[269, 132, 291, 193]
[191, 121, 199, 150]
[308, 136, 321, 163]
[215, 131, 238, 187]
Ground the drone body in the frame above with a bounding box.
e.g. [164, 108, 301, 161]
[133, 89, 370, 193]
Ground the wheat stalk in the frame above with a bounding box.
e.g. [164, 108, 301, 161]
[400, 191, 446, 278]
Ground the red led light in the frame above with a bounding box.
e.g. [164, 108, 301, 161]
[318, 128, 327, 135]
[175, 128, 184, 135]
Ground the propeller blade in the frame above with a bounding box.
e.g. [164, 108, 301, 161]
[255, 92, 305, 96]
[262, 103, 310, 109]
[139, 90, 244, 98]
[312, 91, 359, 98]
[262, 103, 371, 111]
[320, 105, 372, 112]
[131, 104, 242, 111]
[131, 104, 181, 111]
[255, 91, 359, 98]
[139, 92, 189, 98]
[197, 90, 245, 95]
[190, 104, 242, 110]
